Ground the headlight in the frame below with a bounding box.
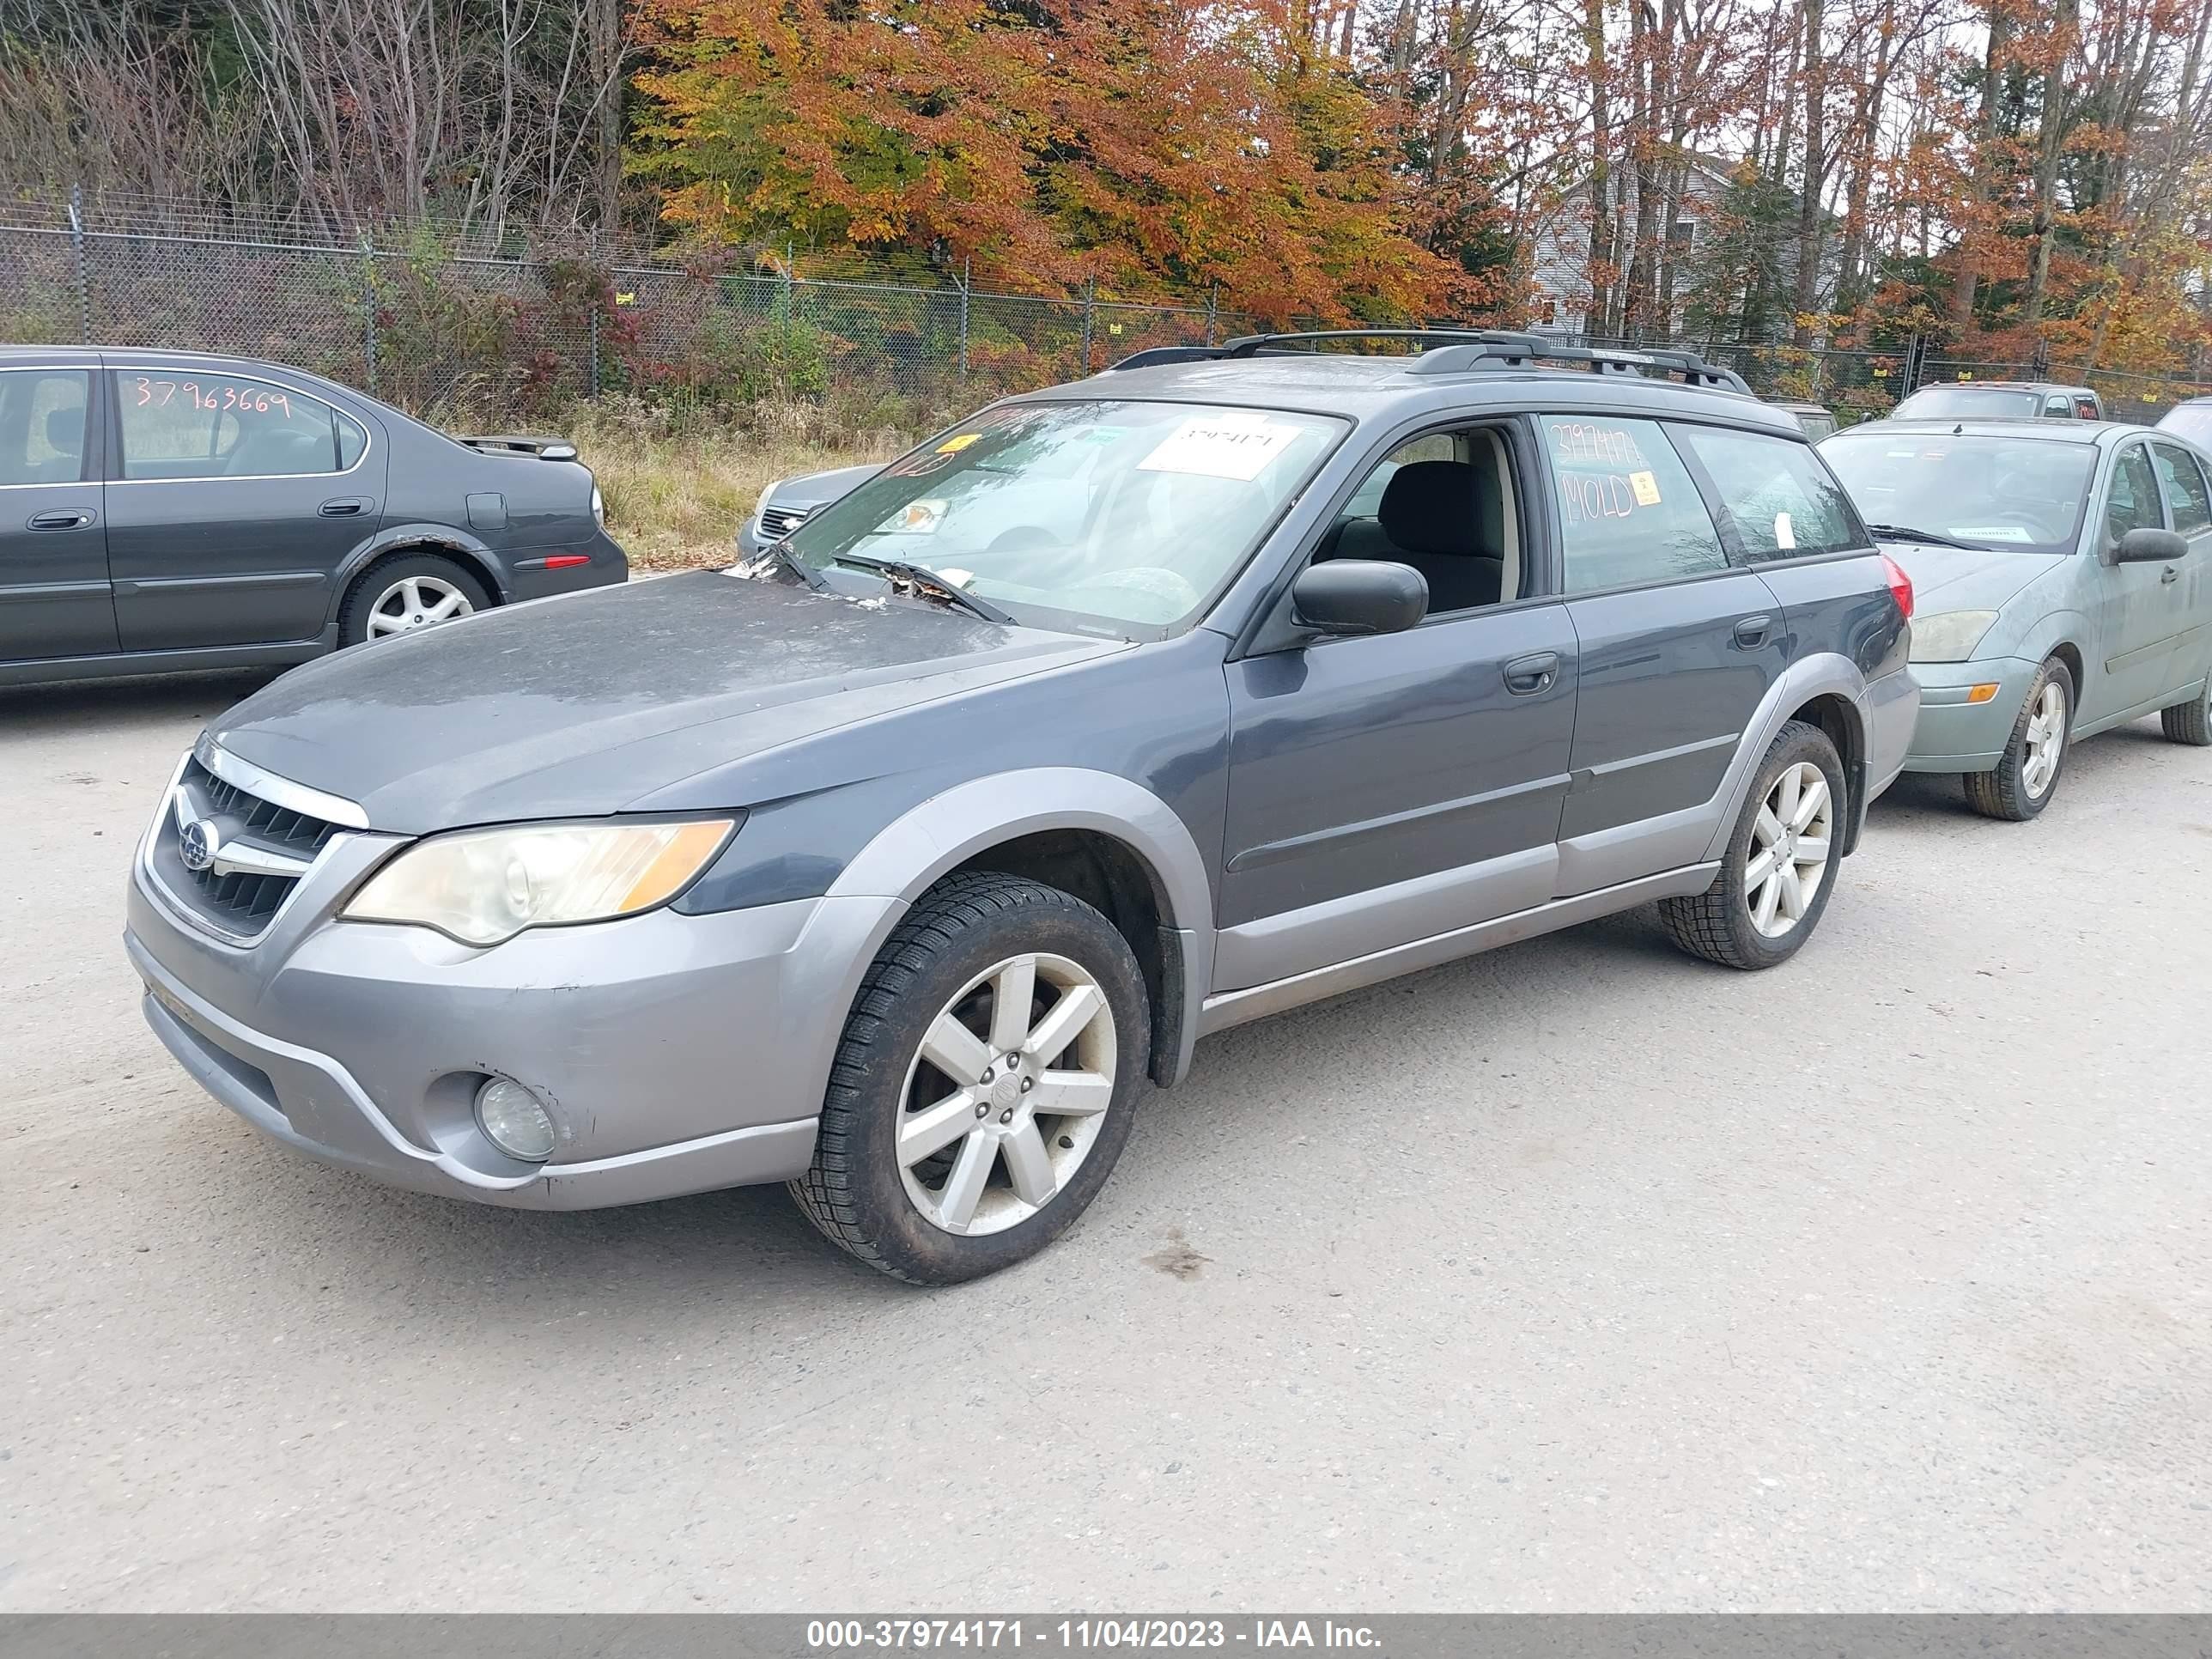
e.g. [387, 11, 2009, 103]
[590, 483, 605, 526]
[750, 484, 777, 532]
[1909, 609, 1999, 663]
[343, 818, 737, 945]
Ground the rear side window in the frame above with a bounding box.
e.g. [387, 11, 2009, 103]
[1540, 416, 1726, 592]
[2044, 395, 2074, 418]
[1669, 424, 1863, 560]
[114, 370, 345, 480]
[0, 369, 89, 486]
[2153, 442, 2212, 532]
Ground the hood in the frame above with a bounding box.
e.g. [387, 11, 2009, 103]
[1881, 541, 2061, 615]
[772, 462, 880, 512]
[208, 573, 1121, 833]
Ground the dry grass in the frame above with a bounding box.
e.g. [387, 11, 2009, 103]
[568, 398, 920, 571]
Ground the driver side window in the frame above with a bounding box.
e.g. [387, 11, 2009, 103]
[1313, 427, 1523, 617]
[2106, 445, 2165, 547]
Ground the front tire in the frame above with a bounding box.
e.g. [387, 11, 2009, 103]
[1660, 719, 1846, 970]
[2160, 676, 2212, 746]
[1964, 657, 2073, 820]
[790, 872, 1150, 1285]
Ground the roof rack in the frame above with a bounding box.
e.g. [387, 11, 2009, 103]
[1108, 328, 1750, 394]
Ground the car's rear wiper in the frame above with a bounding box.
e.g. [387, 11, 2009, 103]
[834, 554, 1013, 623]
[1864, 523, 1982, 551]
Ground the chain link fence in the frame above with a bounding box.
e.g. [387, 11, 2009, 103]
[6, 186, 2209, 425]
[0, 186, 1273, 422]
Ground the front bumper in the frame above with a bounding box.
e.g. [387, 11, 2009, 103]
[127, 790, 900, 1210]
[1901, 656, 2039, 772]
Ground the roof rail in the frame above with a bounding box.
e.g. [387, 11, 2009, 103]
[1405, 331, 1752, 393]
[1109, 328, 1751, 393]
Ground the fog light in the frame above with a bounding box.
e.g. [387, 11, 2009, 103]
[474, 1077, 556, 1163]
[1967, 683, 2000, 704]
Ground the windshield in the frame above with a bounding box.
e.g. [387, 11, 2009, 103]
[2160, 404, 2212, 447]
[1891, 386, 2041, 420]
[1819, 429, 2094, 554]
[779, 400, 1345, 634]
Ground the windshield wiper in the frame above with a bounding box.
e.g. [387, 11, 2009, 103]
[1864, 522, 1983, 551]
[833, 554, 1014, 623]
[738, 538, 826, 590]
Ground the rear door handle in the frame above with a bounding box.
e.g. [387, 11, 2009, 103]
[1503, 651, 1560, 695]
[27, 508, 94, 531]
[1733, 614, 1774, 647]
[2162, 565, 2180, 585]
[319, 497, 372, 517]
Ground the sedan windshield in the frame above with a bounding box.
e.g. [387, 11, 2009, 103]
[1819, 430, 2094, 554]
[1889, 386, 2042, 419]
[779, 400, 1344, 634]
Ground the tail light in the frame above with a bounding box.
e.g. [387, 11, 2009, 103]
[1881, 553, 1914, 621]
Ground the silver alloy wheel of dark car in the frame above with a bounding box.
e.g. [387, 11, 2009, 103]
[366, 574, 475, 639]
[790, 871, 1148, 1285]
[336, 552, 494, 648]
[1659, 719, 1848, 970]
[895, 951, 1118, 1236]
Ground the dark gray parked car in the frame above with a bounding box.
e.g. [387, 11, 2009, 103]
[127, 331, 1917, 1284]
[0, 346, 625, 684]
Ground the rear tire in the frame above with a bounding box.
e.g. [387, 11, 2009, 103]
[2160, 677, 2212, 746]
[1964, 657, 2073, 820]
[1660, 720, 1846, 971]
[337, 552, 491, 647]
[790, 872, 1149, 1285]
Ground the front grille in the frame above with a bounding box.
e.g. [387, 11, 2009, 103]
[758, 503, 811, 541]
[153, 757, 343, 941]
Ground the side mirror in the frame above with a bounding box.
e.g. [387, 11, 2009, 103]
[1291, 560, 1429, 637]
[2116, 526, 2188, 562]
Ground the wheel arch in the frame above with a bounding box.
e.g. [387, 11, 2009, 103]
[827, 769, 1217, 1088]
[324, 526, 510, 631]
[1702, 653, 1869, 864]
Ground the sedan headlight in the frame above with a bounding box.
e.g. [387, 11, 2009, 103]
[750, 484, 777, 532]
[1909, 609, 2000, 663]
[344, 819, 737, 945]
[590, 483, 605, 526]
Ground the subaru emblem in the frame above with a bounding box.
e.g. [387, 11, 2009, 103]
[179, 817, 221, 872]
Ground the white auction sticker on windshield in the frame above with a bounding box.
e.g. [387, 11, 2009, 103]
[1952, 525, 2033, 542]
[1138, 415, 1302, 482]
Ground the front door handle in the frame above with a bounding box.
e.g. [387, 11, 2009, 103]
[2162, 565, 2181, 585]
[1503, 651, 1560, 696]
[27, 508, 94, 531]
[319, 497, 372, 517]
[1734, 613, 1775, 647]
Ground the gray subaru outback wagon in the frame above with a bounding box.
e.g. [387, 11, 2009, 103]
[126, 331, 1918, 1284]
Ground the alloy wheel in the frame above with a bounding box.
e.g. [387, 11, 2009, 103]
[896, 952, 1117, 1236]
[366, 575, 474, 639]
[1745, 760, 1834, 939]
[2021, 680, 2067, 798]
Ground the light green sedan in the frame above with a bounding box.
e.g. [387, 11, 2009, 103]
[1819, 419, 2212, 818]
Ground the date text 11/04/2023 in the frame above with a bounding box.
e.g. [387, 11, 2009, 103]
[805, 1620, 1384, 1650]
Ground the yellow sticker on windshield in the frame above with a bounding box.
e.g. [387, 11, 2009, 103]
[937, 433, 981, 453]
[1628, 470, 1662, 506]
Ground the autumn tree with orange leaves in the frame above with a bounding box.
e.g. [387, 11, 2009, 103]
[633, 0, 1460, 322]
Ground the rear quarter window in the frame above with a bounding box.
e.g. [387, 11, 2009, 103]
[1540, 416, 1728, 592]
[1668, 424, 1864, 560]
